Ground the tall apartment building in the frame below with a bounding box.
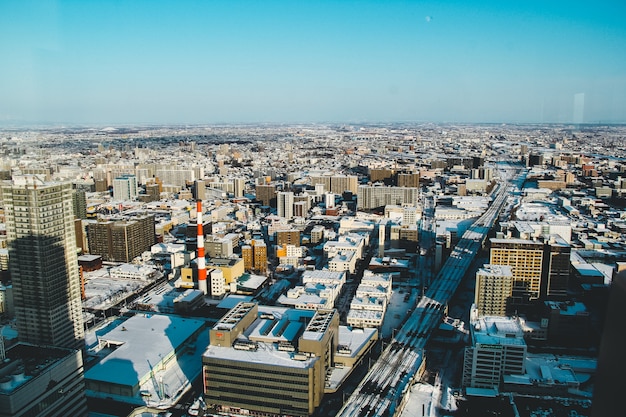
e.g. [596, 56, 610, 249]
[489, 238, 544, 308]
[462, 307, 527, 390]
[357, 185, 420, 210]
[397, 172, 420, 188]
[329, 175, 358, 195]
[241, 240, 267, 274]
[2, 177, 84, 349]
[72, 189, 87, 219]
[87, 214, 156, 262]
[489, 235, 571, 311]
[203, 303, 339, 416]
[474, 264, 514, 316]
[112, 174, 138, 201]
[255, 184, 277, 207]
[233, 177, 245, 198]
[277, 191, 294, 219]
[309, 175, 358, 195]
[194, 179, 206, 200]
[540, 235, 571, 299]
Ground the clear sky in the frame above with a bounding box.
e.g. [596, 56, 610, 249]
[1, 0, 625, 125]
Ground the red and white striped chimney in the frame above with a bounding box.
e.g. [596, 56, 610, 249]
[196, 200, 208, 295]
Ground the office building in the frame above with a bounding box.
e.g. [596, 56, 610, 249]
[112, 174, 138, 201]
[540, 235, 571, 299]
[462, 307, 527, 390]
[203, 303, 339, 416]
[2, 177, 84, 349]
[474, 265, 514, 317]
[0, 343, 87, 417]
[87, 214, 156, 262]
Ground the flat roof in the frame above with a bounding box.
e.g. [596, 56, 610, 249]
[85, 314, 205, 386]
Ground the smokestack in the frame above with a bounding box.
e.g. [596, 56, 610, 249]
[196, 200, 208, 295]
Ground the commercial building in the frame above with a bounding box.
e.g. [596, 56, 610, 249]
[87, 214, 156, 262]
[2, 176, 84, 349]
[85, 314, 206, 408]
[202, 303, 340, 416]
[462, 307, 527, 391]
[0, 343, 87, 417]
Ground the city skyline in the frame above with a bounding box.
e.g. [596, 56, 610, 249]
[2, 0, 626, 126]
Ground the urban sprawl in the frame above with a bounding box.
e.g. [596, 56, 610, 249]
[0, 123, 625, 417]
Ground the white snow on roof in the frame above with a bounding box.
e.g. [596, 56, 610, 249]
[85, 314, 204, 386]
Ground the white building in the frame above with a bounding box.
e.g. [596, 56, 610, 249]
[109, 263, 158, 280]
[328, 251, 357, 274]
[277, 191, 294, 219]
[113, 174, 138, 201]
[209, 268, 226, 298]
[462, 306, 527, 391]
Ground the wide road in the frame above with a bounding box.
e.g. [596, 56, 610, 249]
[335, 165, 525, 417]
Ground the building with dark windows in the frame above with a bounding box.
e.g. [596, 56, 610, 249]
[0, 343, 87, 417]
[87, 214, 156, 262]
[2, 176, 84, 349]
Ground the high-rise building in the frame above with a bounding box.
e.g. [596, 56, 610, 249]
[489, 238, 544, 308]
[540, 235, 570, 299]
[474, 264, 514, 317]
[112, 174, 138, 201]
[233, 177, 245, 198]
[241, 240, 267, 274]
[277, 191, 294, 219]
[255, 184, 277, 207]
[194, 179, 206, 200]
[72, 189, 87, 219]
[87, 214, 156, 262]
[330, 175, 358, 195]
[489, 235, 571, 312]
[593, 269, 626, 417]
[2, 177, 84, 349]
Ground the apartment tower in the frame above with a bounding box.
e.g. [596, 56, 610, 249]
[2, 176, 84, 349]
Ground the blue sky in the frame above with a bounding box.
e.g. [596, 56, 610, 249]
[1, 0, 625, 125]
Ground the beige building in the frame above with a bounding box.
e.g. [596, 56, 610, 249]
[474, 264, 514, 317]
[203, 303, 340, 416]
[3, 177, 84, 349]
